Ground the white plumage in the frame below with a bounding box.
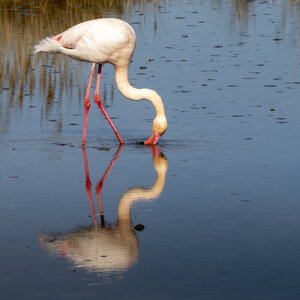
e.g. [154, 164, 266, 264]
[35, 18, 167, 145]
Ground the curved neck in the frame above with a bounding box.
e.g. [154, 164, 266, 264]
[115, 65, 165, 117]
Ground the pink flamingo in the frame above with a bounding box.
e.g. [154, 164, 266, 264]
[34, 18, 167, 145]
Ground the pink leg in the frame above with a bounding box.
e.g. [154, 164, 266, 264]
[82, 63, 96, 146]
[94, 64, 124, 144]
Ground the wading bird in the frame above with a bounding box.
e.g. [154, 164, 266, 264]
[34, 18, 167, 145]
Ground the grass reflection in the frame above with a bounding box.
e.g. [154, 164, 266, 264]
[0, 0, 299, 134]
[0, 0, 162, 133]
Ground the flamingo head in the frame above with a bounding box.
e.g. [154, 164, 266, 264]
[144, 115, 167, 145]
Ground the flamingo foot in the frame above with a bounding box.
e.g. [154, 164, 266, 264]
[144, 133, 160, 145]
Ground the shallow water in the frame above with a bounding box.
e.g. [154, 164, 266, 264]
[1, 0, 300, 299]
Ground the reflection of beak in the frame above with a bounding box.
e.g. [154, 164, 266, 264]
[150, 144, 162, 158]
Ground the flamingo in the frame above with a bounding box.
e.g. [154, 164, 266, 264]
[34, 18, 167, 145]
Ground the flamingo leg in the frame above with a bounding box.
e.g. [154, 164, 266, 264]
[82, 63, 96, 146]
[94, 64, 124, 144]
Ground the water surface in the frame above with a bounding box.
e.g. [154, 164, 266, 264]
[1, 0, 300, 299]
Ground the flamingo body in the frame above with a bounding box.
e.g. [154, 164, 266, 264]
[34, 18, 167, 145]
[35, 19, 136, 66]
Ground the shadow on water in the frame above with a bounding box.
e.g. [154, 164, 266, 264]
[39, 145, 168, 275]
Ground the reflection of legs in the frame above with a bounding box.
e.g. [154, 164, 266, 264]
[95, 189, 105, 226]
[96, 144, 123, 226]
[82, 147, 98, 228]
[94, 64, 124, 144]
[82, 63, 96, 146]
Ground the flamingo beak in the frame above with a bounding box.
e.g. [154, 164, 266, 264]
[144, 132, 160, 145]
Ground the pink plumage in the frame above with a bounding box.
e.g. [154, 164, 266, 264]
[35, 18, 167, 145]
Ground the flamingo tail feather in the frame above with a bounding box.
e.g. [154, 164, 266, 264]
[34, 37, 62, 54]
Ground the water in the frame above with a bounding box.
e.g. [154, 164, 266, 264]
[1, 0, 300, 299]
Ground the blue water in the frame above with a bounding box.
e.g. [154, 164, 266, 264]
[1, 0, 300, 299]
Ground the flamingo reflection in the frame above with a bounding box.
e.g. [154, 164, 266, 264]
[39, 145, 168, 274]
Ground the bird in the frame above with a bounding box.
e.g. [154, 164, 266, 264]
[34, 18, 167, 146]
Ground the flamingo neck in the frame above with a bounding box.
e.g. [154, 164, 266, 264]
[115, 65, 165, 117]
